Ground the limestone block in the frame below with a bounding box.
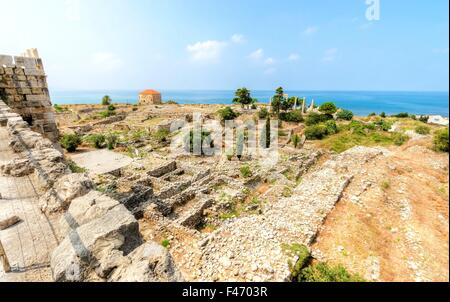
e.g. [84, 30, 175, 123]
[13, 75, 27, 81]
[4, 88, 16, 95]
[26, 94, 50, 102]
[14, 67, 25, 75]
[14, 56, 37, 69]
[14, 81, 30, 89]
[16, 88, 32, 95]
[0, 55, 14, 67]
[24, 69, 45, 76]
[4, 68, 13, 75]
[14, 95, 26, 102]
[0, 67, 4, 75]
[31, 88, 43, 94]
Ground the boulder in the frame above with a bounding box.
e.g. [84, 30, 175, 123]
[109, 242, 184, 282]
[51, 204, 141, 282]
[58, 190, 121, 239]
[0, 158, 34, 176]
[40, 173, 94, 214]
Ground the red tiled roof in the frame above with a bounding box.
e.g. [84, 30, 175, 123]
[139, 89, 161, 95]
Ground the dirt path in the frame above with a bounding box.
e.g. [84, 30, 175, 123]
[0, 127, 59, 282]
[313, 139, 449, 282]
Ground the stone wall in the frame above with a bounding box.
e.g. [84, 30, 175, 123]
[0, 49, 58, 142]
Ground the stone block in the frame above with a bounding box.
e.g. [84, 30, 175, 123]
[13, 75, 27, 81]
[32, 88, 43, 94]
[4, 88, 16, 95]
[14, 81, 30, 89]
[4, 68, 13, 75]
[14, 56, 37, 69]
[14, 67, 25, 75]
[24, 69, 45, 76]
[0, 55, 14, 67]
[0, 67, 4, 75]
[16, 87, 32, 95]
[26, 94, 50, 102]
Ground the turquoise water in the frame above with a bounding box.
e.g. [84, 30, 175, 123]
[50, 90, 449, 117]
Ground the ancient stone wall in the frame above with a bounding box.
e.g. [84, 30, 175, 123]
[0, 49, 58, 142]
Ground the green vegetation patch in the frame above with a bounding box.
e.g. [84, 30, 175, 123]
[433, 128, 449, 153]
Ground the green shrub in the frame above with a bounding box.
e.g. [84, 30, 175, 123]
[347, 120, 367, 135]
[53, 104, 65, 113]
[280, 110, 304, 123]
[67, 160, 87, 173]
[258, 108, 270, 119]
[161, 239, 171, 248]
[433, 128, 449, 153]
[240, 165, 252, 178]
[217, 107, 239, 122]
[60, 134, 82, 152]
[99, 109, 116, 118]
[419, 115, 429, 123]
[324, 120, 338, 135]
[393, 112, 409, 118]
[368, 112, 377, 117]
[165, 100, 178, 105]
[251, 103, 257, 110]
[153, 128, 170, 143]
[392, 133, 409, 146]
[85, 134, 106, 149]
[415, 125, 431, 135]
[106, 134, 118, 150]
[292, 134, 301, 148]
[305, 124, 328, 140]
[336, 110, 354, 121]
[375, 119, 394, 132]
[305, 113, 331, 126]
[380, 112, 386, 118]
[299, 262, 365, 282]
[102, 95, 112, 106]
[319, 102, 338, 115]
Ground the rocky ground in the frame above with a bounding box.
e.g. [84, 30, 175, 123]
[1, 102, 448, 282]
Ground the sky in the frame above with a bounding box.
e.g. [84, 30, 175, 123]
[0, 0, 448, 91]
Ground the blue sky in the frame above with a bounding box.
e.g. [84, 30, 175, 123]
[0, 0, 448, 91]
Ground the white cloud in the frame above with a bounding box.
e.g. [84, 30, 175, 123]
[264, 57, 275, 65]
[91, 52, 123, 71]
[231, 34, 246, 44]
[433, 48, 449, 55]
[288, 53, 300, 61]
[186, 40, 227, 62]
[322, 48, 338, 62]
[303, 26, 319, 36]
[249, 48, 264, 60]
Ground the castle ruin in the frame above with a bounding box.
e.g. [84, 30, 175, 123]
[0, 49, 58, 142]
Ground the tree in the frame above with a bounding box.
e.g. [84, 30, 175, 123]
[271, 87, 285, 115]
[233, 88, 256, 109]
[318, 102, 338, 115]
[102, 95, 112, 106]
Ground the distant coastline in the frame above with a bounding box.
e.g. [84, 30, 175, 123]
[50, 90, 450, 117]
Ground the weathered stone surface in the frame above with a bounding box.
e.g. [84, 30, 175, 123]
[0, 158, 34, 177]
[50, 204, 142, 282]
[58, 190, 120, 239]
[109, 242, 184, 282]
[148, 161, 177, 177]
[0, 216, 21, 230]
[40, 173, 94, 214]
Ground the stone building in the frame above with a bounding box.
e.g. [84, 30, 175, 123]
[138, 89, 162, 105]
[0, 49, 59, 142]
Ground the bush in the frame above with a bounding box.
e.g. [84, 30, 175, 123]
[85, 134, 106, 149]
[433, 128, 449, 152]
[415, 125, 431, 135]
[106, 134, 118, 150]
[419, 115, 429, 123]
[299, 263, 365, 282]
[336, 110, 354, 121]
[305, 113, 331, 126]
[375, 119, 393, 132]
[393, 112, 409, 118]
[292, 134, 301, 148]
[280, 110, 304, 123]
[53, 104, 65, 113]
[325, 120, 338, 135]
[217, 107, 239, 122]
[258, 108, 270, 119]
[318, 102, 338, 115]
[102, 95, 112, 106]
[368, 112, 377, 117]
[67, 160, 86, 173]
[165, 100, 178, 105]
[380, 112, 386, 118]
[153, 128, 170, 143]
[251, 103, 257, 110]
[305, 124, 328, 140]
[347, 120, 367, 135]
[240, 165, 252, 178]
[392, 133, 409, 146]
[60, 134, 82, 152]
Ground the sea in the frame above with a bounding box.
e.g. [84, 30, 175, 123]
[50, 90, 450, 117]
